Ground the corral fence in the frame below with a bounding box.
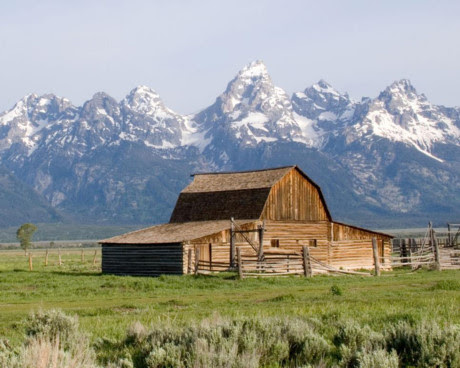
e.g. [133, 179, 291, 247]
[391, 222, 460, 271]
[195, 242, 382, 278]
[194, 223, 460, 278]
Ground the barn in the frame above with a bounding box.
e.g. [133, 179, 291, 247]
[100, 166, 392, 276]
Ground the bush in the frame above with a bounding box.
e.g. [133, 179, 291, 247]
[125, 321, 147, 345]
[334, 320, 386, 367]
[356, 348, 399, 368]
[24, 309, 80, 349]
[18, 335, 99, 368]
[386, 320, 460, 367]
[331, 285, 343, 296]
[0, 338, 17, 368]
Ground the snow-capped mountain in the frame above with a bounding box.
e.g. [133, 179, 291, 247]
[194, 61, 309, 148]
[0, 60, 458, 228]
[0, 93, 72, 155]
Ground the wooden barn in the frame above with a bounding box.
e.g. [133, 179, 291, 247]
[100, 166, 392, 276]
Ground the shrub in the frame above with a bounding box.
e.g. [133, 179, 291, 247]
[386, 320, 460, 367]
[17, 335, 98, 368]
[24, 309, 80, 349]
[356, 348, 399, 368]
[334, 320, 385, 367]
[0, 338, 17, 368]
[125, 321, 147, 345]
[330, 285, 343, 296]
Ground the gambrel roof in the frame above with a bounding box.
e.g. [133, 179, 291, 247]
[102, 166, 392, 245]
[169, 166, 332, 222]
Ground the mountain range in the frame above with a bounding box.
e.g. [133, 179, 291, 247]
[1, 60, 459, 229]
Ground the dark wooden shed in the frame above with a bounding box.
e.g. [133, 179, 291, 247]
[101, 166, 392, 276]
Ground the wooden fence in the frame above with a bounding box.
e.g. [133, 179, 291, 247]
[194, 236, 460, 278]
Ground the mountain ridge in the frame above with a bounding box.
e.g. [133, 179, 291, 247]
[0, 61, 458, 228]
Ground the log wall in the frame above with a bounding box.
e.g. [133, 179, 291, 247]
[102, 243, 183, 276]
[182, 220, 392, 273]
[332, 222, 391, 242]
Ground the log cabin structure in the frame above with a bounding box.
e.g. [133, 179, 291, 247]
[100, 166, 392, 276]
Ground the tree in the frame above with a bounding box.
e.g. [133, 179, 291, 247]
[16, 223, 37, 255]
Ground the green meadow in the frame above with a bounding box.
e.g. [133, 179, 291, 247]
[0, 248, 459, 367]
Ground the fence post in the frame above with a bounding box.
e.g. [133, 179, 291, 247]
[58, 248, 62, 266]
[257, 222, 264, 261]
[45, 249, 49, 266]
[431, 228, 441, 270]
[194, 247, 200, 275]
[400, 239, 407, 263]
[209, 243, 213, 271]
[302, 246, 312, 277]
[447, 223, 451, 247]
[93, 250, 97, 265]
[230, 218, 235, 268]
[237, 247, 243, 279]
[187, 248, 193, 274]
[28, 253, 33, 271]
[372, 238, 380, 276]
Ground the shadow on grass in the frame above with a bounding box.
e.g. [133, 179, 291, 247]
[48, 271, 102, 277]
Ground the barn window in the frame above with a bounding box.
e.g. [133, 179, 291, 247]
[271, 239, 280, 248]
[309, 239, 317, 247]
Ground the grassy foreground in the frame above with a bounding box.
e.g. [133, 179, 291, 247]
[0, 249, 459, 366]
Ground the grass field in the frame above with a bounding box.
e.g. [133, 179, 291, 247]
[0, 248, 459, 366]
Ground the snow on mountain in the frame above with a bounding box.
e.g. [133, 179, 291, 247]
[337, 80, 459, 161]
[293, 79, 460, 162]
[0, 61, 459, 226]
[292, 80, 356, 147]
[193, 60, 309, 148]
[0, 93, 72, 154]
[121, 86, 192, 149]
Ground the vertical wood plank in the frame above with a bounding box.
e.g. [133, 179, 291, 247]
[302, 245, 312, 277]
[187, 248, 193, 274]
[431, 228, 441, 270]
[194, 247, 200, 275]
[230, 218, 235, 268]
[237, 247, 243, 279]
[372, 238, 380, 276]
[209, 243, 213, 271]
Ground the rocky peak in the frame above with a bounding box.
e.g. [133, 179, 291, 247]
[0, 93, 72, 153]
[217, 60, 284, 115]
[377, 79, 428, 114]
[292, 80, 354, 123]
[193, 60, 303, 149]
[122, 86, 165, 115]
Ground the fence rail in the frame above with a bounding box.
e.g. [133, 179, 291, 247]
[194, 235, 460, 278]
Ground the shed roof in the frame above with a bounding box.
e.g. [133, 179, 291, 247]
[100, 219, 255, 244]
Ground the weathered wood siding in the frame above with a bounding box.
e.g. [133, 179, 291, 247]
[261, 169, 329, 221]
[263, 220, 330, 263]
[329, 239, 392, 270]
[102, 243, 183, 276]
[182, 222, 261, 273]
[331, 222, 391, 242]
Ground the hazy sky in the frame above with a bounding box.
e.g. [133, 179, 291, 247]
[1, 0, 459, 113]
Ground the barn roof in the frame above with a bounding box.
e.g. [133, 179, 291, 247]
[169, 166, 332, 222]
[184, 166, 293, 192]
[100, 219, 255, 244]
